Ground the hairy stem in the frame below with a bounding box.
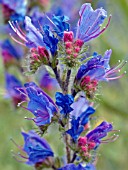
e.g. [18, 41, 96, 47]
[52, 67, 63, 90]
[71, 152, 77, 163]
[63, 69, 71, 94]
[65, 134, 71, 163]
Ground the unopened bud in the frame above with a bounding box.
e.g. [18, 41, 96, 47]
[64, 31, 74, 42]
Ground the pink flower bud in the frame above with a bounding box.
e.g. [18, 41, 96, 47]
[86, 84, 93, 90]
[88, 142, 96, 150]
[81, 146, 87, 152]
[67, 55, 70, 59]
[73, 53, 78, 58]
[78, 137, 87, 146]
[64, 31, 74, 42]
[66, 49, 72, 55]
[65, 42, 73, 49]
[92, 79, 98, 87]
[81, 76, 91, 86]
[31, 48, 37, 53]
[74, 47, 81, 53]
[74, 39, 84, 48]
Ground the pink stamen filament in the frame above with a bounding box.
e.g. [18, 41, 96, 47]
[106, 72, 126, 80]
[10, 138, 23, 151]
[105, 60, 127, 76]
[15, 21, 26, 37]
[84, 11, 104, 36]
[9, 33, 26, 46]
[101, 135, 119, 143]
[84, 15, 112, 42]
[9, 21, 27, 42]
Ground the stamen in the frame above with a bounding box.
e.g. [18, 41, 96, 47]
[15, 21, 26, 37]
[10, 138, 23, 151]
[9, 33, 26, 46]
[84, 15, 112, 42]
[107, 72, 126, 80]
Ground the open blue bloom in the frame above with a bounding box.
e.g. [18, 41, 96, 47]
[43, 25, 58, 55]
[25, 16, 45, 48]
[67, 96, 95, 141]
[76, 3, 111, 42]
[52, 15, 69, 37]
[66, 107, 95, 141]
[5, 73, 25, 106]
[86, 121, 115, 148]
[71, 96, 95, 125]
[66, 117, 84, 141]
[55, 92, 74, 115]
[76, 49, 113, 81]
[21, 130, 54, 165]
[77, 49, 126, 83]
[58, 163, 95, 170]
[18, 82, 57, 126]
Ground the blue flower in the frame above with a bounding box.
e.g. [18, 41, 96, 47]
[66, 117, 84, 141]
[52, 15, 70, 37]
[43, 25, 58, 55]
[67, 96, 95, 141]
[71, 96, 95, 125]
[76, 3, 111, 42]
[21, 130, 54, 165]
[86, 121, 115, 148]
[0, 39, 23, 61]
[55, 92, 74, 115]
[77, 49, 126, 84]
[76, 50, 112, 81]
[25, 16, 45, 48]
[19, 82, 57, 126]
[5, 72, 25, 106]
[58, 163, 96, 170]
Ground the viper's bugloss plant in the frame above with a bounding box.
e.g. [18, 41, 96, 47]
[1, 2, 127, 170]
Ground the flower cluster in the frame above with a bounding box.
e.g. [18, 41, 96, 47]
[0, 2, 126, 170]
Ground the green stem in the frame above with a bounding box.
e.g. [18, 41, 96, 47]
[64, 69, 71, 94]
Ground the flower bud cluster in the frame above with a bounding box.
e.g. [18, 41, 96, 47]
[80, 76, 98, 99]
[63, 31, 84, 67]
[78, 136, 96, 159]
[29, 46, 49, 73]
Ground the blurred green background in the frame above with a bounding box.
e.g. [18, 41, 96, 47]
[0, 0, 128, 170]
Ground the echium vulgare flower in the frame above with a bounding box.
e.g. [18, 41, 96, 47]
[73, 49, 127, 99]
[17, 82, 57, 126]
[0, 39, 23, 68]
[66, 96, 95, 141]
[13, 130, 54, 165]
[5, 72, 26, 107]
[77, 121, 119, 159]
[55, 92, 74, 116]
